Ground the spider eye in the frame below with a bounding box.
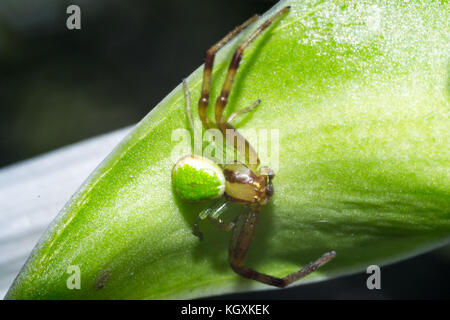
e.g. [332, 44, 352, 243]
[260, 166, 275, 181]
[266, 182, 274, 198]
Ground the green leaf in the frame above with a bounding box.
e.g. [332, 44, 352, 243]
[6, 0, 449, 299]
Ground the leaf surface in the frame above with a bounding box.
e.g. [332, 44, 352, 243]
[6, 0, 450, 299]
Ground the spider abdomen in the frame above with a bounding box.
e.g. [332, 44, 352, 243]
[172, 155, 225, 202]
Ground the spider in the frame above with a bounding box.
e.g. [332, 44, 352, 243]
[172, 6, 336, 288]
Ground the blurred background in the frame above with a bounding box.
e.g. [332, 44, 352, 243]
[0, 0, 449, 299]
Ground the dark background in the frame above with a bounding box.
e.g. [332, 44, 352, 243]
[0, 0, 449, 299]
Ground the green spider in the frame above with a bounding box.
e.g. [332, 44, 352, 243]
[172, 6, 335, 288]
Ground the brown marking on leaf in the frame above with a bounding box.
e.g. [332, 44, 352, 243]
[94, 269, 111, 290]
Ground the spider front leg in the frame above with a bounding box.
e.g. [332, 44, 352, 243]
[184, 80, 258, 131]
[197, 14, 258, 129]
[214, 7, 291, 169]
[229, 207, 336, 288]
[214, 7, 290, 127]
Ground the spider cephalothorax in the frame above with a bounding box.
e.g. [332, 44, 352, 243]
[171, 6, 335, 288]
[223, 163, 274, 206]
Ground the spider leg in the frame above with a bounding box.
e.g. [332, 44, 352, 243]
[215, 7, 290, 125]
[214, 7, 290, 168]
[229, 206, 336, 288]
[183, 79, 194, 131]
[208, 214, 236, 233]
[192, 199, 233, 240]
[227, 99, 261, 123]
[198, 14, 258, 129]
